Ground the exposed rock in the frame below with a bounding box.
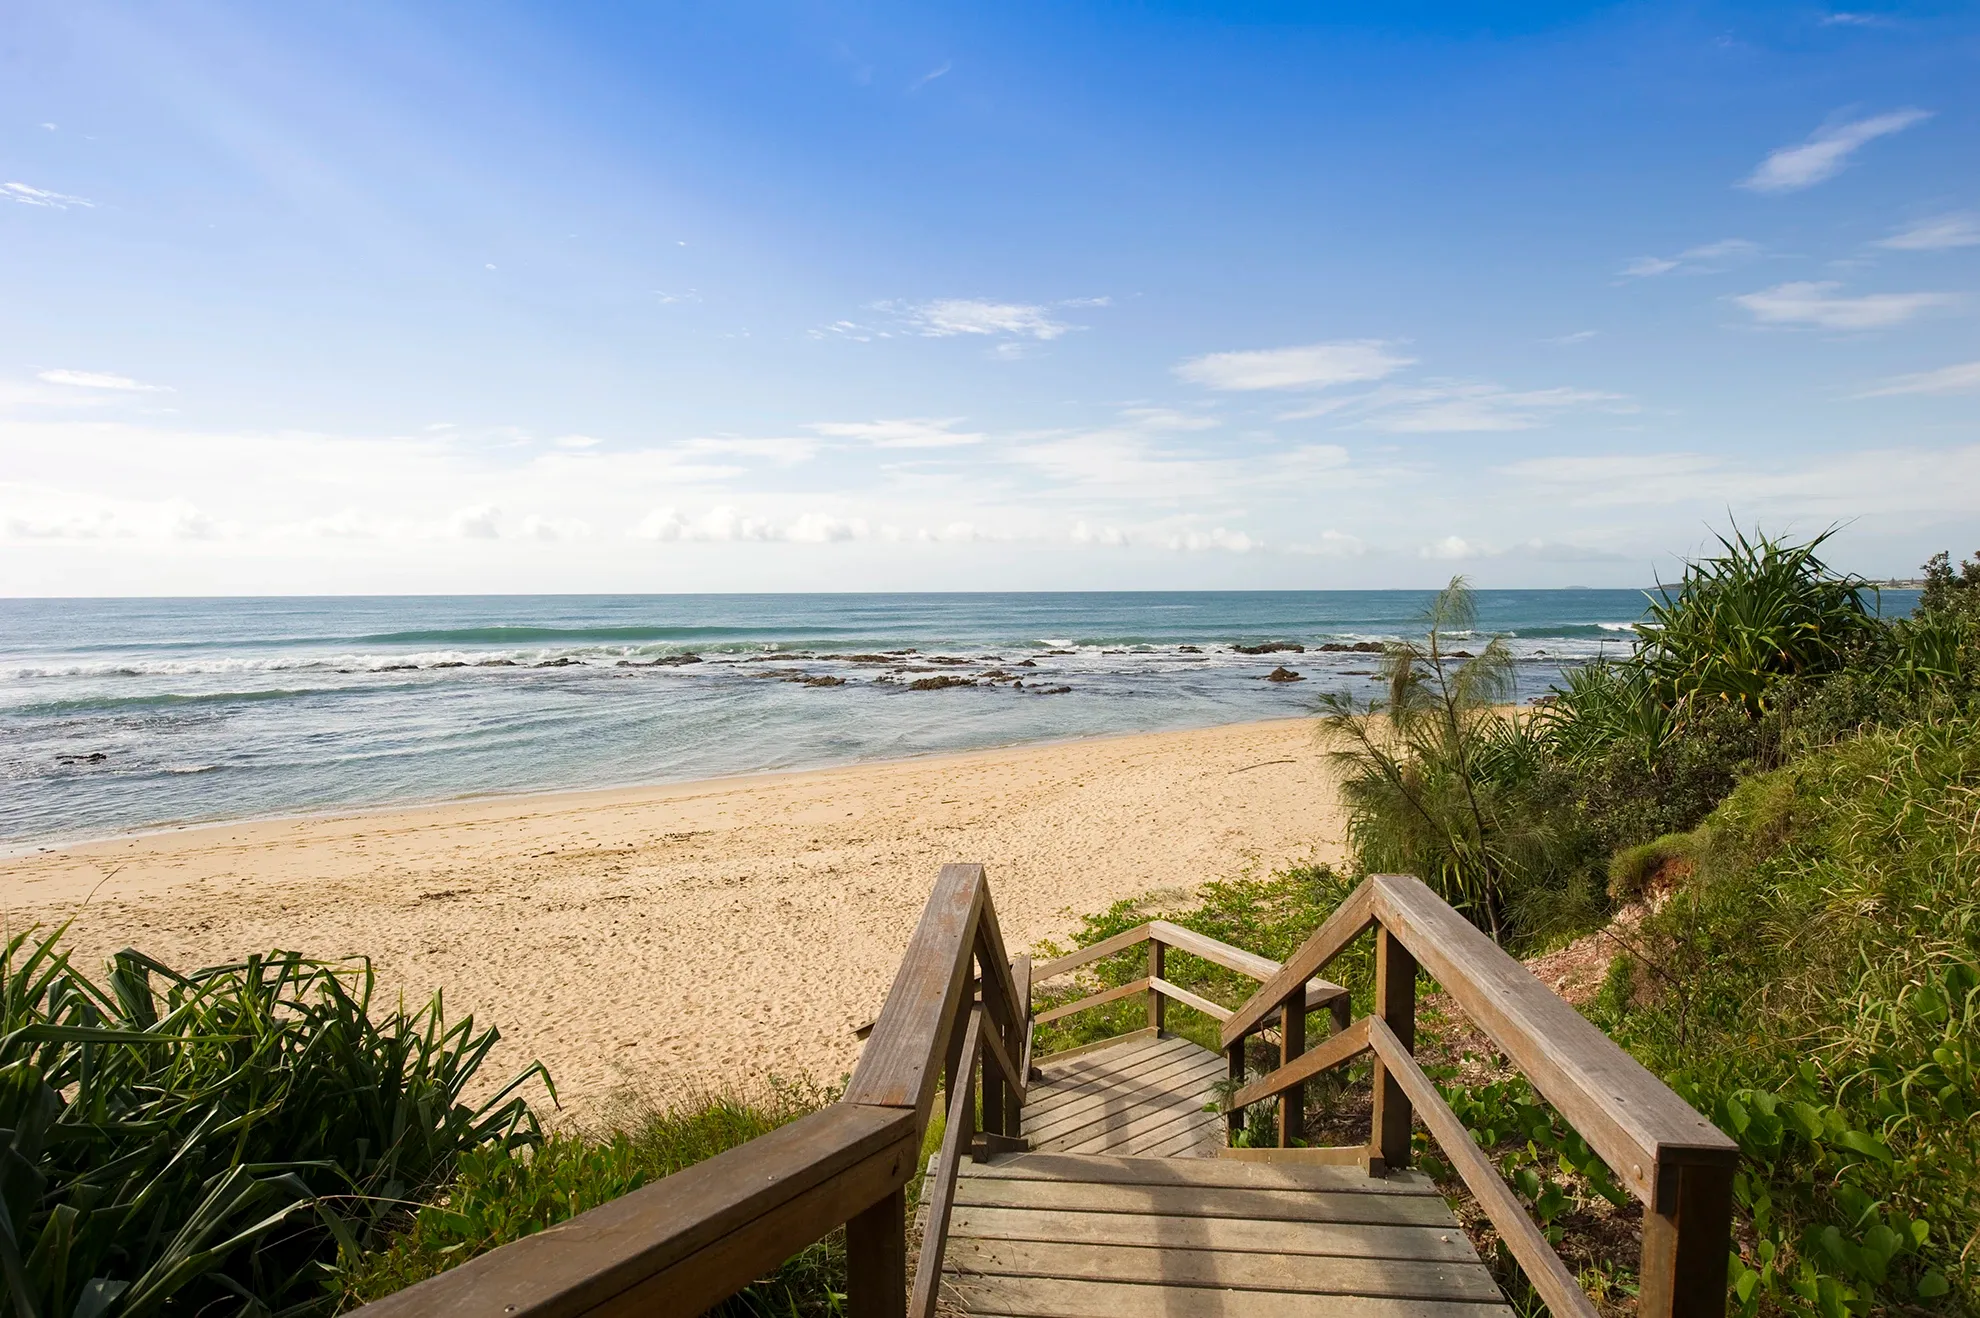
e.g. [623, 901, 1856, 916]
[1317, 642, 1384, 654]
[1033, 684, 1072, 694]
[654, 654, 702, 666]
[787, 674, 846, 687]
[1450, 650, 1474, 659]
[534, 657, 578, 668]
[58, 752, 108, 764]
[1178, 645, 1202, 653]
[475, 659, 518, 667]
[1043, 649, 1075, 655]
[1233, 642, 1305, 655]
[908, 674, 976, 691]
[1015, 659, 1037, 668]
[431, 661, 468, 669]
[928, 656, 972, 665]
[1264, 666, 1304, 682]
[377, 663, 419, 672]
[844, 654, 899, 664]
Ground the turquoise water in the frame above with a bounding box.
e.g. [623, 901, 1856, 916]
[0, 590, 1914, 848]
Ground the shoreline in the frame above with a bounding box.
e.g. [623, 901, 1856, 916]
[2, 711, 1288, 862]
[0, 716, 1348, 1118]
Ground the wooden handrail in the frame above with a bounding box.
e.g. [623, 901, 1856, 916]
[909, 1006, 983, 1318]
[354, 861, 1011, 1318]
[1219, 872, 1736, 1318]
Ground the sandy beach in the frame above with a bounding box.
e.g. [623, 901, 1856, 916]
[1, 717, 1346, 1118]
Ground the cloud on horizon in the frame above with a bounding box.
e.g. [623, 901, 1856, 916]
[1173, 340, 1413, 391]
[1876, 214, 1980, 251]
[1732, 281, 1958, 329]
[38, 369, 169, 392]
[1740, 109, 1931, 193]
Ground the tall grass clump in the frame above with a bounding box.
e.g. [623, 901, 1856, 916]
[0, 929, 547, 1317]
[1319, 577, 1592, 945]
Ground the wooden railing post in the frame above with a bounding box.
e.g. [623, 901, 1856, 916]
[1277, 991, 1305, 1147]
[846, 1186, 908, 1318]
[1639, 1161, 1736, 1318]
[1226, 1039, 1245, 1142]
[1147, 937, 1166, 1032]
[1371, 926, 1417, 1169]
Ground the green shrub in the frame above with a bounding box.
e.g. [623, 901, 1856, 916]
[0, 931, 547, 1317]
[1603, 713, 1980, 1314]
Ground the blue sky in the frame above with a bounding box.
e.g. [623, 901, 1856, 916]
[2, 1, 1976, 594]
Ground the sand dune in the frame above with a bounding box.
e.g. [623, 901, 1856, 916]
[1, 717, 1346, 1119]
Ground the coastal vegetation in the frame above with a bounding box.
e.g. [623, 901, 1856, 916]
[16, 529, 1973, 1317]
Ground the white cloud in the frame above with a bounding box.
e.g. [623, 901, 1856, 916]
[1547, 330, 1599, 346]
[1876, 214, 1980, 251]
[1070, 521, 1129, 547]
[1288, 530, 1368, 557]
[1740, 109, 1931, 193]
[1822, 12, 1889, 25]
[908, 61, 952, 91]
[551, 434, 602, 450]
[520, 514, 592, 541]
[1857, 360, 1980, 396]
[1358, 384, 1629, 433]
[1174, 340, 1413, 391]
[786, 512, 871, 543]
[1732, 280, 1958, 329]
[1419, 535, 1480, 561]
[3, 182, 93, 209]
[1168, 527, 1256, 553]
[809, 417, 983, 448]
[450, 505, 501, 539]
[1618, 238, 1759, 279]
[38, 369, 166, 392]
[1500, 444, 1980, 517]
[892, 299, 1071, 340]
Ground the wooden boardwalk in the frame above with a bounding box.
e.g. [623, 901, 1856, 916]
[937, 1034, 1511, 1317]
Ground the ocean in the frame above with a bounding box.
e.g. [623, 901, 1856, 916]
[5, 589, 1901, 850]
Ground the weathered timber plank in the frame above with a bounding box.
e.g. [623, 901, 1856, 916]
[1219, 1145, 1376, 1170]
[1033, 924, 1153, 982]
[1369, 874, 1736, 1208]
[1030, 1034, 1192, 1089]
[1020, 1059, 1226, 1145]
[1045, 1084, 1226, 1155]
[1368, 1016, 1597, 1318]
[1148, 976, 1234, 1021]
[1020, 1047, 1220, 1124]
[943, 1238, 1506, 1303]
[1146, 922, 1351, 1008]
[1034, 977, 1152, 1026]
[1033, 1028, 1160, 1069]
[946, 1275, 1510, 1318]
[1222, 881, 1376, 1047]
[1230, 1016, 1371, 1109]
[957, 1153, 1441, 1196]
[945, 1205, 1485, 1264]
[950, 1177, 1456, 1227]
[845, 863, 985, 1112]
[1133, 1113, 1231, 1159]
[1021, 1049, 1225, 1131]
[356, 1104, 918, 1318]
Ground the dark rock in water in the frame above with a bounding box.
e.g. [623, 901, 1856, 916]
[476, 658, 519, 667]
[377, 663, 419, 672]
[1102, 649, 1126, 655]
[654, 654, 702, 666]
[1533, 649, 1548, 656]
[59, 752, 109, 764]
[1234, 642, 1305, 655]
[432, 661, 468, 669]
[1264, 666, 1304, 682]
[1043, 649, 1075, 655]
[787, 674, 847, 687]
[534, 657, 578, 668]
[1343, 670, 1374, 676]
[928, 655, 972, 665]
[1015, 659, 1037, 668]
[1178, 645, 1202, 653]
[844, 654, 896, 664]
[1450, 650, 1473, 659]
[908, 674, 975, 691]
[884, 649, 917, 655]
[1318, 642, 1384, 653]
[1035, 684, 1072, 694]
